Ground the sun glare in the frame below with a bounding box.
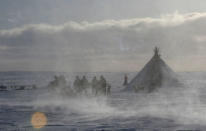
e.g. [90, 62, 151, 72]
[31, 112, 47, 129]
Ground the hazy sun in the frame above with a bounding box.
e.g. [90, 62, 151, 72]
[31, 112, 47, 129]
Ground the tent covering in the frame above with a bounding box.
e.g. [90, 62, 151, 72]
[125, 47, 181, 92]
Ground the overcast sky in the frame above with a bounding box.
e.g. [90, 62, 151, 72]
[1, 0, 206, 72]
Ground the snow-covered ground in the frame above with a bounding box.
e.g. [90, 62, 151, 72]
[1, 71, 206, 130]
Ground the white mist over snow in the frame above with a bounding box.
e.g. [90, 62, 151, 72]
[30, 73, 206, 126]
[1, 72, 206, 130]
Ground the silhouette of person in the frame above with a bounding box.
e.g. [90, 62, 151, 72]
[123, 74, 128, 86]
[99, 75, 107, 95]
[91, 76, 98, 95]
[73, 76, 82, 93]
[59, 75, 67, 88]
[107, 84, 111, 96]
[48, 75, 58, 89]
[81, 75, 89, 95]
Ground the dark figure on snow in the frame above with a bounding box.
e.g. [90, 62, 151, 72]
[73, 76, 82, 93]
[106, 84, 111, 96]
[81, 76, 89, 94]
[58, 75, 67, 88]
[48, 75, 74, 96]
[123, 74, 128, 86]
[99, 75, 107, 95]
[91, 76, 98, 95]
[48, 75, 58, 89]
[57, 75, 74, 96]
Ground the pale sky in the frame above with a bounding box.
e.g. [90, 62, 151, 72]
[0, 0, 206, 72]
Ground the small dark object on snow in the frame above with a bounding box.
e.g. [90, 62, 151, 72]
[123, 74, 128, 86]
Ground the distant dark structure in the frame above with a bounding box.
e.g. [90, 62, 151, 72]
[15, 86, 25, 90]
[0, 84, 37, 91]
[0, 85, 7, 91]
[125, 47, 181, 93]
[123, 74, 128, 86]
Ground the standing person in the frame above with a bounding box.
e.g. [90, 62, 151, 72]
[106, 84, 111, 96]
[123, 74, 128, 86]
[48, 75, 55, 93]
[48, 75, 58, 90]
[99, 75, 107, 95]
[73, 76, 82, 93]
[91, 76, 98, 95]
[81, 75, 89, 95]
[59, 75, 67, 88]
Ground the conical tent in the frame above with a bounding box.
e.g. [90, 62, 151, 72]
[125, 47, 181, 92]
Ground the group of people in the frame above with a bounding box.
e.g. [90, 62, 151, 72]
[73, 75, 111, 96]
[48, 75, 74, 96]
[48, 75, 111, 96]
